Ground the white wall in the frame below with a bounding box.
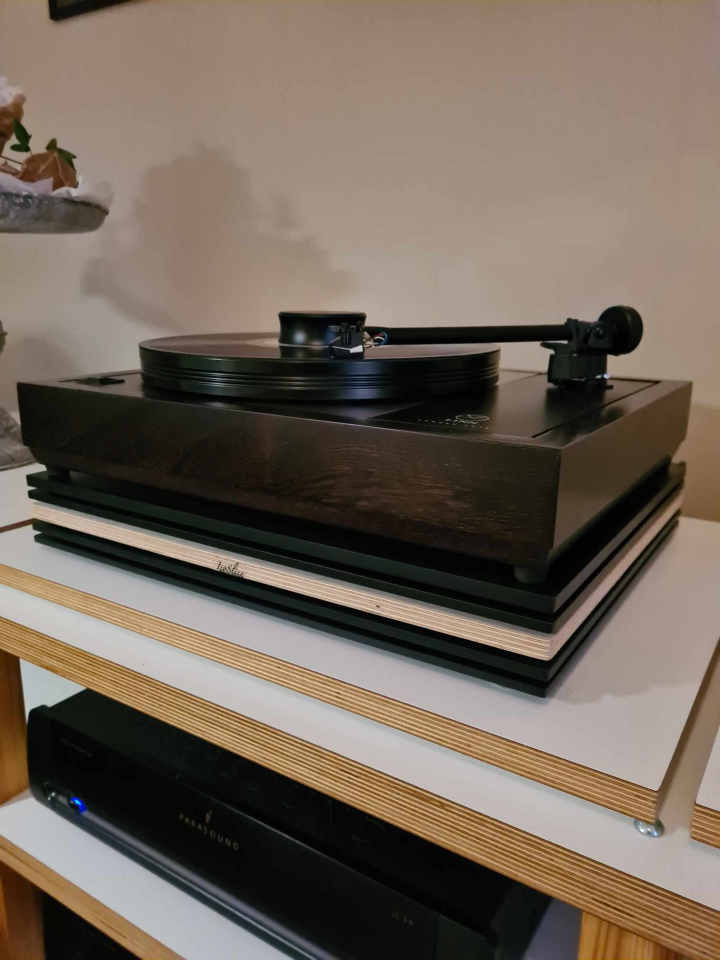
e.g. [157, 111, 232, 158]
[1, 0, 718, 519]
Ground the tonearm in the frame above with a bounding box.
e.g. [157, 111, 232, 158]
[279, 306, 644, 387]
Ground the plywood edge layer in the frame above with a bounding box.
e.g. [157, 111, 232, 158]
[0, 618, 714, 960]
[32, 504, 554, 657]
[691, 804, 720, 849]
[0, 520, 31, 535]
[33, 484, 683, 663]
[0, 562, 659, 822]
[0, 830, 182, 960]
[578, 913, 689, 960]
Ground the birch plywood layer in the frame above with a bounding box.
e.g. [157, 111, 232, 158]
[30, 496, 680, 660]
[0, 605, 720, 959]
[1, 520, 720, 822]
[692, 724, 720, 848]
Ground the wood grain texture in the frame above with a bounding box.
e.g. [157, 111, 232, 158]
[0, 617, 715, 960]
[0, 563, 658, 822]
[578, 914, 685, 960]
[31, 501, 556, 656]
[0, 522, 31, 537]
[691, 804, 720, 849]
[554, 381, 692, 551]
[0, 652, 43, 960]
[18, 377, 560, 566]
[0, 834, 182, 960]
[0, 862, 43, 960]
[17, 375, 691, 568]
[0, 653, 27, 805]
[30, 493, 682, 662]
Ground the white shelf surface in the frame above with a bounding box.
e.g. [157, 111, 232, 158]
[2, 534, 720, 912]
[0, 463, 36, 529]
[0, 792, 285, 960]
[697, 724, 720, 813]
[3, 518, 720, 796]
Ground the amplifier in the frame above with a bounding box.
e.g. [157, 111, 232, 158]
[29, 691, 548, 959]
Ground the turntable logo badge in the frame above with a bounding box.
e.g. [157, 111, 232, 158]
[216, 559, 244, 578]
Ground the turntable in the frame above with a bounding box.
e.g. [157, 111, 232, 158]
[18, 307, 691, 694]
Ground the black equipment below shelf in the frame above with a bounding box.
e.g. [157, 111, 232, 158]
[30, 690, 550, 960]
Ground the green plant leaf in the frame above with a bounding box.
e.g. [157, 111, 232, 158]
[56, 147, 77, 170]
[46, 138, 58, 150]
[12, 118, 31, 147]
[9, 143, 29, 152]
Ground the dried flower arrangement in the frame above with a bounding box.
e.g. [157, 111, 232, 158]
[0, 79, 78, 190]
[0, 78, 112, 211]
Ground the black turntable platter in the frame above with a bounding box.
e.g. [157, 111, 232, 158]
[139, 332, 500, 401]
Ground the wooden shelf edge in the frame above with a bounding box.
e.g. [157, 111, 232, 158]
[0, 520, 31, 536]
[578, 913, 687, 960]
[0, 860, 43, 960]
[0, 563, 659, 823]
[691, 803, 720, 850]
[0, 616, 715, 960]
[0, 824, 181, 960]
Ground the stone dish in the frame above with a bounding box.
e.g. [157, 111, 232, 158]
[0, 190, 107, 234]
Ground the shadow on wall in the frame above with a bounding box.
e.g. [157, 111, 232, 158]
[0, 335, 78, 412]
[680, 403, 720, 522]
[83, 146, 356, 334]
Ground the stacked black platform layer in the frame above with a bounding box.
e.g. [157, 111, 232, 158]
[28, 465, 683, 696]
[31, 690, 550, 960]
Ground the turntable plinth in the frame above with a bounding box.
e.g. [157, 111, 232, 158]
[17, 369, 691, 575]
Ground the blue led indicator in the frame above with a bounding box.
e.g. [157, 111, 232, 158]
[69, 796, 87, 815]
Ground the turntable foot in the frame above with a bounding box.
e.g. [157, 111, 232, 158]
[633, 818, 664, 838]
[47, 466, 70, 481]
[514, 565, 548, 584]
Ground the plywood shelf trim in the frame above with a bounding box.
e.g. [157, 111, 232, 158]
[0, 616, 716, 960]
